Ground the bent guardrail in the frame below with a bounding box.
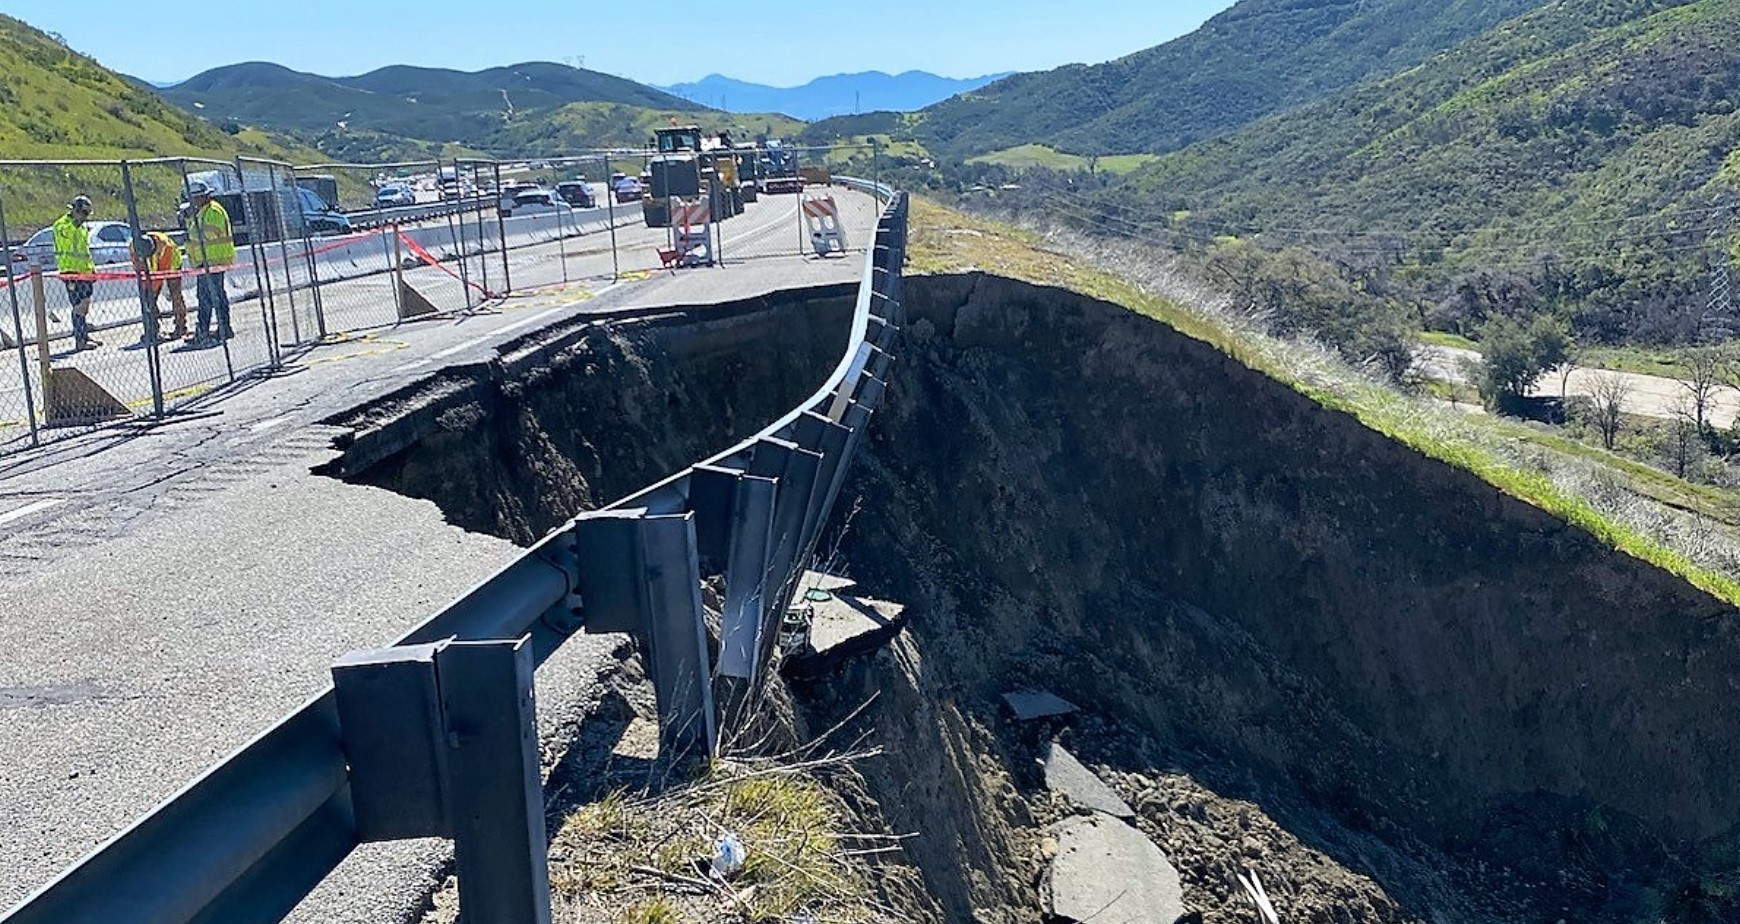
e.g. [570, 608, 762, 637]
[0, 183, 906, 924]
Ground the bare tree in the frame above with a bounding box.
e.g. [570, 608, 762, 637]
[1589, 371, 1633, 450]
[1683, 346, 1727, 433]
[1664, 394, 1704, 479]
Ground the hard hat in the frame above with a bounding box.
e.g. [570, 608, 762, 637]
[186, 180, 213, 199]
[132, 233, 159, 260]
[69, 195, 92, 212]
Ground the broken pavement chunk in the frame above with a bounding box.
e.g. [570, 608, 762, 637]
[1043, 742, 1135, 820]
[1001, 689, 1078, 721]
[1044, 813, 1186, 924]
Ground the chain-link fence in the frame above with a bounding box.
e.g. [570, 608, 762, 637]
[0, 144, 885, 456]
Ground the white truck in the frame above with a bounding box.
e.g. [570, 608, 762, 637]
[185, 169, 353, 243]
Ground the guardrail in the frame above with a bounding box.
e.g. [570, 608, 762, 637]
[0, 183, 906, 924]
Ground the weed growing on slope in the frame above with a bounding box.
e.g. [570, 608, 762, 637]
[549, 753, 890, 924]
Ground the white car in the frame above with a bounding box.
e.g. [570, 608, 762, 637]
[10, 220, 134, 275]
[374, 185, 418, 209]
[499, 189, 574, 217]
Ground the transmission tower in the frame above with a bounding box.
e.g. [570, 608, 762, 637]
[1701, 198, 1736, 343]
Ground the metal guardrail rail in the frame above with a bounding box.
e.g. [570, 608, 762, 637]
[0, 183, 907, 924]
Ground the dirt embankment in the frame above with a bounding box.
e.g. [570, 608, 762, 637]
[325, 286, 855, 544]
[327, 272, 1740, 923]
[818, 272, 1740, 922]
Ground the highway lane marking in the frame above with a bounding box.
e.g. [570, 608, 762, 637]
[0, 498, 61, 528]
[250, 416, 291, 434]
[391, 280, 628, 374]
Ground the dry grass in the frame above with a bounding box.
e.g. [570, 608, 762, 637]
[909, 196, 1740, 607]
[549, 757, 888, 924]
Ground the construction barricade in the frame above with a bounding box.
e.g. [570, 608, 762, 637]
[803, 192, 848, 257]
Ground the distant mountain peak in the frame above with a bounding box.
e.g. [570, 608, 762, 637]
[660, 70, 1008, 120]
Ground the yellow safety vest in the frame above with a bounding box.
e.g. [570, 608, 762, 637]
[186, 200, 235, 267]
[52, 214, 94, 275]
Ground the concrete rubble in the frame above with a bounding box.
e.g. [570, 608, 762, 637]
[1043, 812, 1187, 924]
[1044, 742, 1136, 820]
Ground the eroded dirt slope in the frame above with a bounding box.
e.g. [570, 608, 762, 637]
[822, 272, 1740, 922]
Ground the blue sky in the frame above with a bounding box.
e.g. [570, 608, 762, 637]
[4, 0, 1236, 87]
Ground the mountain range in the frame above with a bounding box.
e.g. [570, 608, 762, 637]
[1103, 0, 1736, 343]
[162, 61, 702, 146]
[659, 71, 1007, 121]
[901, 0, 1548, 160]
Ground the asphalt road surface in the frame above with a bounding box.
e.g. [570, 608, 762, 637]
[0, 187, 871, 454]
[0, 186, 883, 922]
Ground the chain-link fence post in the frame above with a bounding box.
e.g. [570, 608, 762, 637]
[234, 158, 282, 370]
[795, 146, 807, 256]
[710, 152, 725, 268]
[262, 162, 303, 353]
[605, 154, 620, 281]
[0, 178, 40, 448]
[493, 162, 511, 295]
[443, 174, 474, 313]
[873, 138, 882, 196]
[120, 160, 166, 416]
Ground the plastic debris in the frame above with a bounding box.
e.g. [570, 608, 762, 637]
[711, 832, 747, 878]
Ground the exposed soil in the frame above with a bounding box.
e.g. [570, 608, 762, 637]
[325, 284, 856, 544]
[820, 272, 1740, 923]
[335, 273, 1740, 924]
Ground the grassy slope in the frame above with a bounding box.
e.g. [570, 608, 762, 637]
[909, 196, 1740, 607]
[1117, 0, 1733, 268]
[967, 144, 1156, 175]
[0, 15, 323, 229]
[0, 17, 312, 161]
[911, 0, 1545, 160]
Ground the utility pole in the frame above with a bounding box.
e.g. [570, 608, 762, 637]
[1701, 198, 1736, 343]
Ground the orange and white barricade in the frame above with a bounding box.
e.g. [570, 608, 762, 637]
[803, 193, 847, 257]
[672, 197, 713, 267]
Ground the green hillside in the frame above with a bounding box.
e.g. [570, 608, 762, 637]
[0, 16, 310, 162]
[486, 103, 805, 155]
[1106, 0, 1738, 344]
[0, 15, 322, 229]
[163, 61, 709, 157]
[910, 0, 1546, 160]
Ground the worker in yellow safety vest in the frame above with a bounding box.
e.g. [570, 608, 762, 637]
[183, 180, 235, 346]
[52, 195, 100, 350]
[131, 230, 189, 342]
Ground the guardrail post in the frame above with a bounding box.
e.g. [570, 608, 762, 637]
[573, 510, 718, 758]
[441, 639, 551, 924]
[331, 637, 551, 924]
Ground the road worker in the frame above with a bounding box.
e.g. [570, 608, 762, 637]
[183, 180, 235, 345]
[131, 230, 188, 342]
[52, 195, 100, 350]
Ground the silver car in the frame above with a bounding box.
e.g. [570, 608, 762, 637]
[9, 220, 134, 275]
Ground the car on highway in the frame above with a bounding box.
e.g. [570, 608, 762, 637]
[499, 188, 575, 218]
[612, 177, 643, 204]
[10, 220, 134, 275]
[497, 180, 542, 213]
[374, 185, 417, 209]
[555, 181, 596, 209]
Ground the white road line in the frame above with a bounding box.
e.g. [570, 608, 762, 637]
[427, 280, 627, 361]
[249, 415, 291, 433]
[0, 498, 61, 528]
